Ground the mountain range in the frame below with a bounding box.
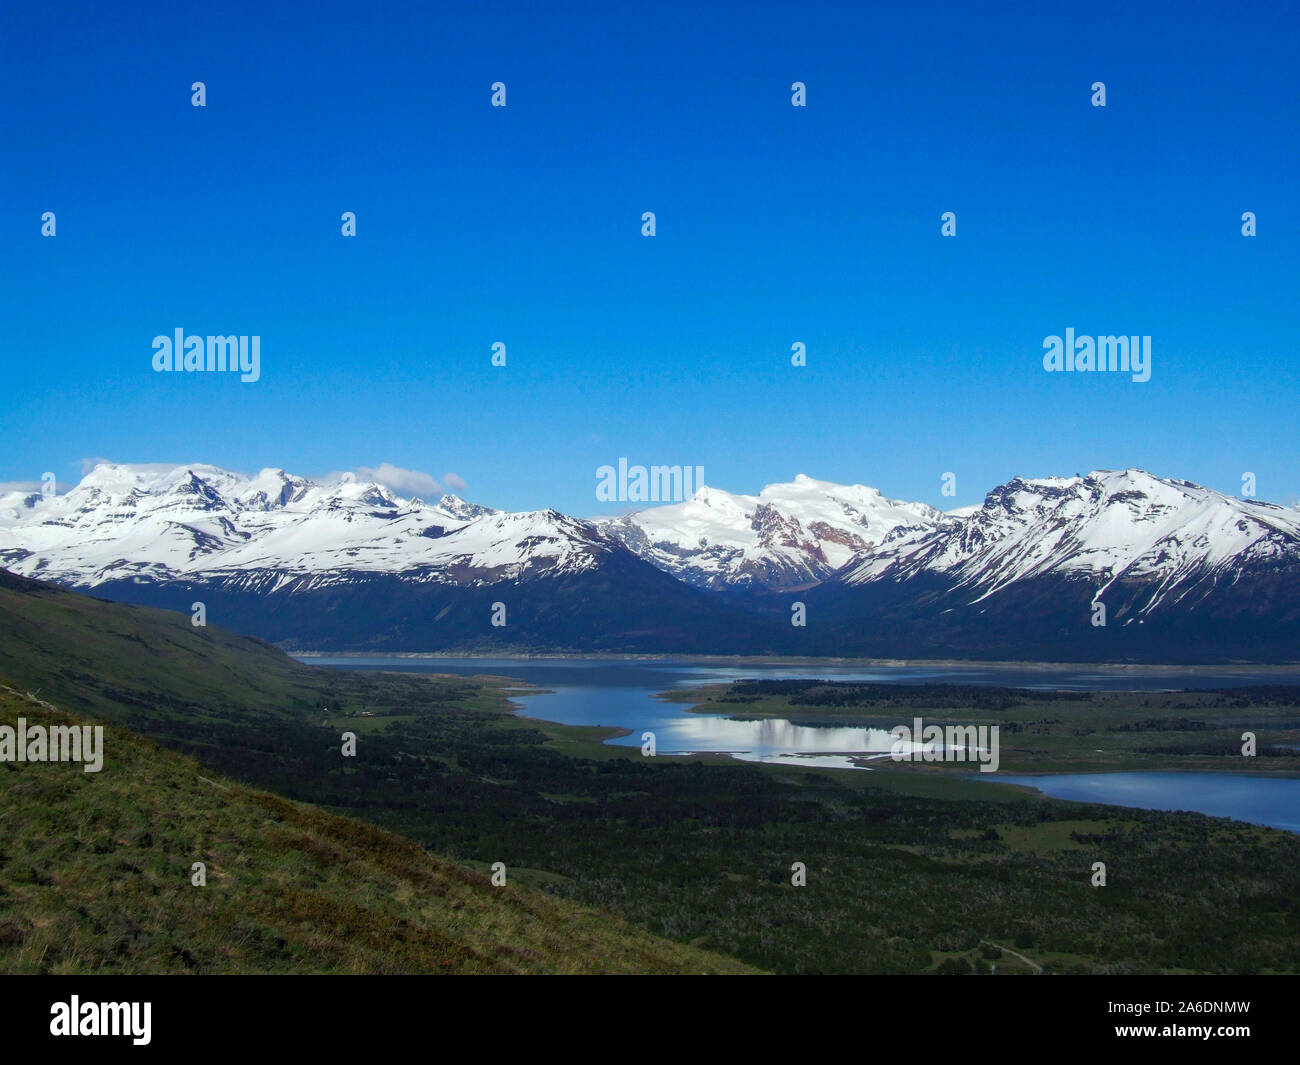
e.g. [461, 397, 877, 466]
[2, 463, 1298, 662]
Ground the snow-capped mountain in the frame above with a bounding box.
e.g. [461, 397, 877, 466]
[598, 474, 945, 591]
[809, 469, 1300, 661]
[2, 463, 1297, 660]
[0, 463, 604, 589]
[436, 494, 499, 522]
[0, 463, 774, 653]
[838, 468, 1300, 609]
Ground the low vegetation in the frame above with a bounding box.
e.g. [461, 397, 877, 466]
[3, 571, 1299, 974]
[0, 686, 753, 974]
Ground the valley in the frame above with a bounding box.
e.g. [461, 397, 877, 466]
[2, 570, 1298, 975]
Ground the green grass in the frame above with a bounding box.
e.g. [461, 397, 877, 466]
[0, 685, 755, 974]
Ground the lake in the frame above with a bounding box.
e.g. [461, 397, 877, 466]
[301, 655, 1300, 830]
[993, 772, 1300, 833]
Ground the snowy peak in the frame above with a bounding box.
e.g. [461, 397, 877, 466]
[73, 462, 243, 500]
[599, 474, 946, 589]
[760, 474, 942, 528]
[6, 463, 1297, 624]
[157, 469, 231, 513]
[234, 468, 313, 511]
[0, 463, 619, 590]
[840, 468, 1300, 618]
[437, 494, 498, 521]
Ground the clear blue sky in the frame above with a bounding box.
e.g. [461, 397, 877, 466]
[2, 0, 1297, 513]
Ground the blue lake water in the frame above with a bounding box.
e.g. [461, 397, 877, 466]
[301, 656, 1300, 830]
[993, 772, 1300, 833]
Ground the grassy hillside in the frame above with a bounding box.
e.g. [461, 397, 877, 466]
[0, 684, 754, 974]
[0, 567, 371, 723]
[0, 567, 518, 775]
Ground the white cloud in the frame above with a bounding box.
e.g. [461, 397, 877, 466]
[442, 472, 468, 492]
[80, 456, 115, 475]
[351, 463, 443, 499]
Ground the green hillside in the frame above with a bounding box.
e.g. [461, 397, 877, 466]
[0, 568, 353, 723]
[0, 683, 754, 974]
[0, 568, 521, 779]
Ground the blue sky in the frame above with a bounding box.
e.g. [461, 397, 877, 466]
[2, 0, 1297, 513]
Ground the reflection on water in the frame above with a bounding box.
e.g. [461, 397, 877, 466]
[303, 655, 1017, 764]
[660, 715, 900, 754]
[648, 715, 973, 764]
[302, 656, 1300, 828]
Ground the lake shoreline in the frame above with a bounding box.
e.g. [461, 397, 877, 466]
[290, 651, 1300, 675]
[974, 770, 1300, 834]
[306, 655, 1300, 832]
